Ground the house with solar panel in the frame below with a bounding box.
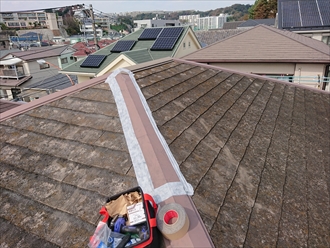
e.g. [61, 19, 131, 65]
[60, 26, 201, 83]
[183, 25, 330, 90]
[277, 0, 330, 45]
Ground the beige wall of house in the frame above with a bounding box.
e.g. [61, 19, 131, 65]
[77, 75, 92, 83]
[176, 31, 201, 58]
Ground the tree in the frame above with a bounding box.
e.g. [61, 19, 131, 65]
[63, 16, 80, 35]
[249, 0, 277, 19]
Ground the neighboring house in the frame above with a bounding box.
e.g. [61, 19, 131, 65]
[1, 57, 329, 247]
[17, 73, 78, 102]
[183, 25, 330, 90]
[277, 0, 330, 45]
[72, 40, 116, 61]
[133, 19, 182, 31]
[60, 26, 201, 83]
[0, 45, 76, 99]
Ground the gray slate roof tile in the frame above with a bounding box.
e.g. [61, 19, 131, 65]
[132, 59, 330, 247]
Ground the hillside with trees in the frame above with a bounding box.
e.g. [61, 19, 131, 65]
[132, 4, 252, 22]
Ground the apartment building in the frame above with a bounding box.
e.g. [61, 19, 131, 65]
[179, 14, 228, 30]
[179, 14, 200, 27]
[0, 11, 62, 30]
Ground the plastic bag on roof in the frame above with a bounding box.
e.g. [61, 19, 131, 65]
[88, 221, 111, 248]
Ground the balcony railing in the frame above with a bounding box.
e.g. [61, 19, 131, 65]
[0, 68, 26, 79]
[267, 76, 330, 91]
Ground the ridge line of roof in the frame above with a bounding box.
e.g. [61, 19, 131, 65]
[174, 57, 330, 94]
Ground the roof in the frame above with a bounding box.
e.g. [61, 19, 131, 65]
[1, 57, 329, 247]
[194, 29, 245, 46]
[238, 18, 276, 28]
[0, 57, 22, 65]
[1, 45, 73, 61]
[0, 99, 24, 114]
[22, 74, 78, 91]
[184, 25, 330, 63]
[222, 21, 245, 29]
[278, 0, 330, 30]
[0, 75, 32, 87]
[61, 26, 191, 76]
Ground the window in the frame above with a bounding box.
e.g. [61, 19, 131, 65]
[322, 35, 330, 45]
[183, 42, 186, 48]
[61, 58, 68, 64]
[188, 41, 191, 47]
[39, 63, 50, 70]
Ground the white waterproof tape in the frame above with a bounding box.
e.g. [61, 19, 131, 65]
[106, 68, 193, 204]
[156, 203, 189, 241]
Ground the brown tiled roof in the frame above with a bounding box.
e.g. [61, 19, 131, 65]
[0, 100, 24, 114]
[2, 46, 72, 61]
[1, 58, 329, 247]
[0, 75, 137, 247]
[185, 25, 330, 63]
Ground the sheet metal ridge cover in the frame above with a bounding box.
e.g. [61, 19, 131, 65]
[80, 54, 107, 68]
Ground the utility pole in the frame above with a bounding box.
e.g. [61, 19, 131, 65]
[89, 4, 98, 50]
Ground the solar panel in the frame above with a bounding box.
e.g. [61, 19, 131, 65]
[317, 0, 330, 25]
[158, 27, 184, 38]
[300, 0, 322, 27]
[111, 40, 136, 52]
[138, 28, 163, 40]
[150, 37, 178, 51]
[80, 55, 107, 68]
[281, 1, 301, 28]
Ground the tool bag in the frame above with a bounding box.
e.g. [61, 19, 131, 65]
[99, 186, 161, 248]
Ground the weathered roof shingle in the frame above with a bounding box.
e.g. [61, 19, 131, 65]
[1, 58, 329, 247]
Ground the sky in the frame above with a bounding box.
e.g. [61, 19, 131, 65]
[1, 0, 255, 14]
